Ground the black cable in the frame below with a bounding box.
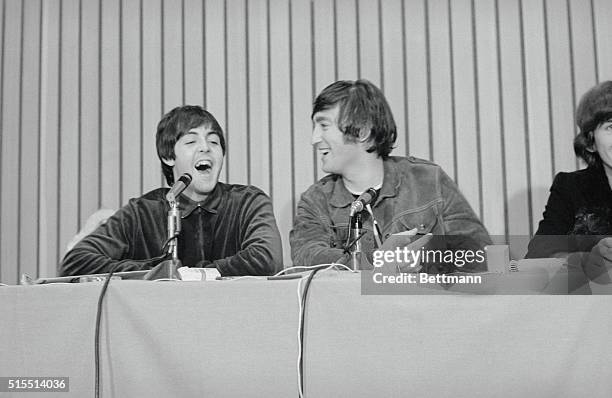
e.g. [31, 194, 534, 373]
[93, 251, 170, 396]
[344, 213, 368, 254]
[298, 266, 325, 397]
[343, 230, 368, 255]
[94, 264, 118, 398]
[161, 233, 179, 254]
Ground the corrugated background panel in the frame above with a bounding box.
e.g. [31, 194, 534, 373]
[0, 0, 609, 283]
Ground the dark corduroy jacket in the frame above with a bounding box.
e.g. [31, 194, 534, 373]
[60, 183, 283, 276]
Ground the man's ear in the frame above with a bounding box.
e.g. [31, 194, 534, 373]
[162, 157, 175, 167]
[358, 127, 372, 143]
[586, 131, 596, 152]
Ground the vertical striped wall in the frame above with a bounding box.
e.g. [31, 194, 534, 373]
[0, 0, 610, 283]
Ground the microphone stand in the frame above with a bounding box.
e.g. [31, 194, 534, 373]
[144, 200, 183, 281]
[348, 212, 363, 271]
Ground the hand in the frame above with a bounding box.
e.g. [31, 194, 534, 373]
[374, 233, 434, 274]
[397, 234, 434, 273]
[582, 237, 612, 284]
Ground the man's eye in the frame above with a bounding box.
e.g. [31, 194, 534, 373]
[208, 140, 220, 145]
[185, 140, 196, 144]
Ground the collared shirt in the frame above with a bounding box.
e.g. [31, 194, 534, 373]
[60, 182, 283, 276]
[290, 156, 491, 271]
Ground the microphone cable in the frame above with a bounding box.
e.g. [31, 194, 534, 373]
[161, 233, 180, 254]
[296, 263, 355, 397]
[297, 266, 324, 398]
[94, 263, 118, 398]
[343, 229, 368, 254]
[365, 204, 383, 248]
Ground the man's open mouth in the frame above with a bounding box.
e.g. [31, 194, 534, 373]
[195, 160, 212, 172]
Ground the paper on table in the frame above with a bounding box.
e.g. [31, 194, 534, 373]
[178, 267, 221, 281]
[380, 228, 433, 252]
[376, 229, 434, 273]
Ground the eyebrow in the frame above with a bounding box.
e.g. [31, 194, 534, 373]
[313, 115, 332, 123]
[183, 130, 221, 138]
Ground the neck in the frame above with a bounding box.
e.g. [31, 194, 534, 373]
[342, 156, 385, 193]
[181, 186, 211, 203]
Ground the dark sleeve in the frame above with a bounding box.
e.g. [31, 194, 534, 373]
[526, 173, 574, 258]
[59, 203, 165, 276]
[439, 168, 492, 255]
[208, 191, 283, 276]
[290, 193, 347, 266]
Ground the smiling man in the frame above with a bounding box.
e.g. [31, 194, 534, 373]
[290, 79, 491, 271]
[60, 105, 283, 276]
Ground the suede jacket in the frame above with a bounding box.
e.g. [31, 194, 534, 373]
[290, 156, 491, 271]
[60, 183, 283, 276]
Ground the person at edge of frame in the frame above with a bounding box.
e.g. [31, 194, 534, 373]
[527, 81, 612, 285]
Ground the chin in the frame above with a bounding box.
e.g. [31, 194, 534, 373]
[322, 166, 338, 175]
[320, 162, 333, 173]
[191, 181, 217, 195]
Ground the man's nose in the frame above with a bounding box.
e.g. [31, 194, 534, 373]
[197, 140, 210, 152]
[311, 128, 322, 146]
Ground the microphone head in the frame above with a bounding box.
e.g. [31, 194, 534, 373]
[364, 187, 378, 204]
[350, 187, 378, 216]
[349, 201, 364, 217]
[166, 173, 193, 202]
[178, 173, 192, 185]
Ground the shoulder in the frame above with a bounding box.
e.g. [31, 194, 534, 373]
[386, 155, 443, 173]
[220, 182, 268, 196]
[390, 155, 438, 167]
[218, 182, 272, 204]
[553, 168, 590, 182]
[126, 188, 167, 207]
[550, 168, 610, 208]
[385, 155, 446, 184]
[111, 189, 167, 219]
[303, 173, 340, 195]
[550, 168, 594, 192]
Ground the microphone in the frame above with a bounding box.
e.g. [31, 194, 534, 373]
[144, 173, 192, 281]
[349, 188, 378, 216]
[349, 212, 363, 270]
[166, 173, 192, 203]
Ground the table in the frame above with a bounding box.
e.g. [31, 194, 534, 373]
[1, 266, 612, 397]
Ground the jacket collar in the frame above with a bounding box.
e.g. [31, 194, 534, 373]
[177, 183, 223, 217]
[329, 158, 400, 208]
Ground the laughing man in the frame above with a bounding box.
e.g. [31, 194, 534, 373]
[290, 79, 491, 272]
[60, 105, 283, 276]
